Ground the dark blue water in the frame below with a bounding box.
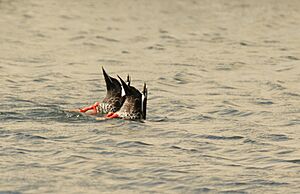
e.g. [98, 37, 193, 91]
[1, 0, 300, 193]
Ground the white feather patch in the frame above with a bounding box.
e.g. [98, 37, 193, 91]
[121, 86, 126, 97]
[141, 94, 145, 112]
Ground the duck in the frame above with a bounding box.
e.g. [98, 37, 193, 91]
[106, 75, 147, 120]
[78, 67, 127, 115]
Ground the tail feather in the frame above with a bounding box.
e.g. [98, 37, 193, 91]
[142, 83, 148, 120]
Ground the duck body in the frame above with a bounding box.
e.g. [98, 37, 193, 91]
[79, 67, 125, 115]
[106, 76, 147, 120]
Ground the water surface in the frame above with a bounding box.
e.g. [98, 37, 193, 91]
[1, 0, 300, 193]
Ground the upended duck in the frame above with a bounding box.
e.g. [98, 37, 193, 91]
[75, 67, 147, 120]
[106, 76, 147, 120]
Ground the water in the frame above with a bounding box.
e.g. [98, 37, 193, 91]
[1, 0, 300, 193]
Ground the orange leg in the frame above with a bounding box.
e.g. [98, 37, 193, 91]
[106, 112, 119, 119]
[79, 102, 100, 114]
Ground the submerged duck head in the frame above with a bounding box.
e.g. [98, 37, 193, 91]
[114, 75, 147, 120]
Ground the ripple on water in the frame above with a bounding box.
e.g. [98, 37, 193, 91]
[14, 132, 48, 141]
[284, 159, 300, 164]
[170, 145, 198, 153]
[95, 35, 120, 42]
[265, 81, 286, 91]
[252, 98, 274, 105]
[282, 56, 299, 61]
[209, 108, 254, 117]
[116, 141, 153, 148]
[250, 179, 288, 186]
[198, 135, 244, 141]
[215, 62, 246, 71]
[285, 119, 300, 126]
[0, 191, 22, 194]
[191, 114, 214, 121]
[261, 134, 291, 142]
[0, 111, 26, 121]
[283, 92, 300, 97]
